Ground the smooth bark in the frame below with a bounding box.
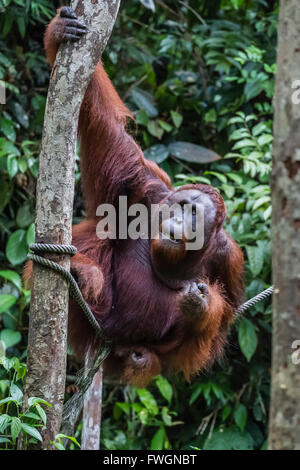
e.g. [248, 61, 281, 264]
[269, 0, 300, 450]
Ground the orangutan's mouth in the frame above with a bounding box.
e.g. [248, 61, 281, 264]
[183, 281, 208, 299]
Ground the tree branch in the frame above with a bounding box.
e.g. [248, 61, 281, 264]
[19, 0, 120, 450]
[269, 0, 300, 450]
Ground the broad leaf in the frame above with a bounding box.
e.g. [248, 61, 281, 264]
[10, 383, 23, 402]
[16, 201, 34, 229]
[131, 88, 158, 118]
[0, 294, 17, 313]
[7, 155, 18, 179]
[204, 427, 253, 450]
[238, 318, 258, 361]
[35, 404, 47, 425]
[147, 120, 164, 139]
[137, 389, 159, 415]
[21, 423, 43, 442]
[0, 414, 11, 433]
[150, 427, 165, 450]
[0, 118, 16, 141]
[170, 110, 183, 128]
[0, 270, 22, 290]
[0, 329, 21, 349]
[234, 403, 248, 432]
[0, 138, 20, 158]
[26, 223, 35, 246]
[6, 229, 28, 265]
[10, 417, 21, 442]
[144, 144, 169, 163]
[168, 142, 221, 164]
[156, 375, 173, 403]
[246, 244, 264, 277]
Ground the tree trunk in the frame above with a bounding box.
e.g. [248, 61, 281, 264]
[20, 0, 120, 450]
[81, 351, 103, 450]
[269, 0, 300, 450]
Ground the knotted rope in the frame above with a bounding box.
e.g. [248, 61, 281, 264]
[28, 243, 108, 339]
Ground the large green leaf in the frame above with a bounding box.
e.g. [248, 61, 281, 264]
[0, 118, 16, 141]
[136, 109, 148, 126]
[114, 402, 130, 416]
[144, 144, 169, 163]
[168, 142, 221, 164]
[26, 223, 35, 246]
[0, 138, 20, 157]
[234, 403, 248, 432]
[238, 317, 258, 361]
[0, 414, 11, 433]
[161, 406, 172, 426]
[0, 329, 21, 348]
[0, 174, 13, 212]
[6, 229, 28, 265]
[10, 416, 21, 442]
[156, 375, 173, 403]
[150, 427, 165, 450]
[11, 102, 29, 128]
[147, 120, 164, 139]
[35, 404, 47, 425]
[0, 270, 22, 290]
[203, 427, 253, 450]
[7, 155, 18, 178]
[246, 244, 264, 277]
[16, 201, 34, 229]
[131, 88, 158, 118]
[170, 110, 183, 128]
[189, 384, 203, 405]
[10, 417, 21, 443]
[137, 389, 159, 415]
[3, 309, 18, 330]
[0, 294, 17, 313]
[21, 423, 43, 442]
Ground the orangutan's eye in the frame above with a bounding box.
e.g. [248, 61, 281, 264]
[132, 351, 143, 361]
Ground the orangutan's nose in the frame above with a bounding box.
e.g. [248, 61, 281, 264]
[168, 189, 202, 206]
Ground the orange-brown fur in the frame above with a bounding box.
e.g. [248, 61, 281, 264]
[24, 9, 244, 387]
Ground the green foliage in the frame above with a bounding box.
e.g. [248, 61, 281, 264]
[0, 0, 276, 450]
[0, 354, 52, 448]
[0, 351, 79, 449]
[50, 434, 81, 451]
[102, 378, 177, 450]
[203, 426, 254, 450]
